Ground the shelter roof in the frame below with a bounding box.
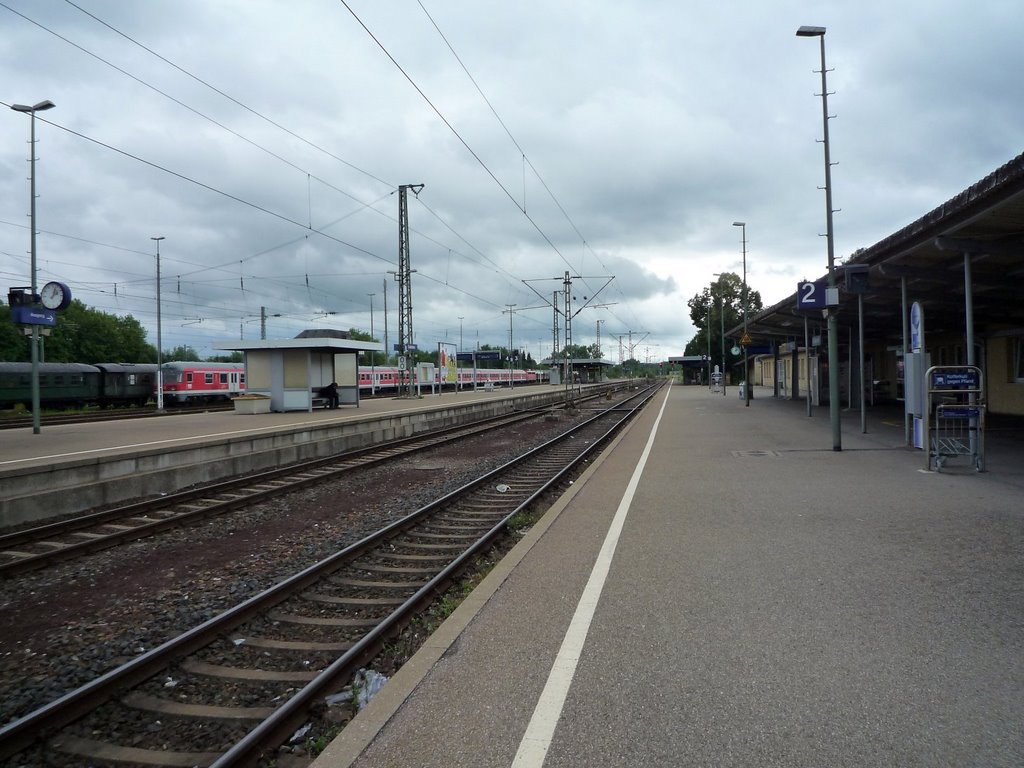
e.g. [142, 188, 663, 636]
[214, 336, 382, 354]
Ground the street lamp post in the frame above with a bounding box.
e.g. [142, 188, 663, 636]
[368, 293, 376, 395]
[706, 301, 712, 390]
[150, 237, 164, 411]
[457, 316, 464, 391]
[713, 273, 726, 396]
[11, 99, 56, 435]
[797, 24, 842, 451]
[504, 304, 516, 389]
[733, 221, 750, 407]
[720, 291, 726, 397]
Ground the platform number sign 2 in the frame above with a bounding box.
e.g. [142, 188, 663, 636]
[796, 281, 837, 310]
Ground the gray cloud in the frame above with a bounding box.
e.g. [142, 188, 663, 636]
[3, 0, 1021, 360]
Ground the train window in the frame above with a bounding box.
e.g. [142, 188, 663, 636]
[186, 373, 193, 383]
[70, 375, 83, 385]
[128, 374, 137, 385]
[219, 373, 227, 383]
[240, 373, 246, 383]
[52, 375, 64, 386]
[205, 373, 214, 384]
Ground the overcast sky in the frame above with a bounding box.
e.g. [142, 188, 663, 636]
[2, 0, 1021, 364]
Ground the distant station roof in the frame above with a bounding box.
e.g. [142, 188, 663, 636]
[731, 150, 1024, 344]
[542, 358, 615, 367]
[667, 355, 707, 368]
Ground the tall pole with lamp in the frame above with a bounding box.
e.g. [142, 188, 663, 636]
[713, 273, 726, 396]
[151, 236, 165, 410]
[367, 293, 376, 395]
[721, 291, 726, 397]
[11, 99, 56, 435]
[706, 293, 712, 390]
[457, 315, 464, 390]
[733, 221, 749, 406]
[797, 24, 842, 451]
[504, 304, 517, 389]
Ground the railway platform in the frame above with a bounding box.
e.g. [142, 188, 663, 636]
[0, 383, 588, 528]
[313, 383, 1024, 767]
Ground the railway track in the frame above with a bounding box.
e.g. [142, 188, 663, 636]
[0, 383, 660, 767]
[0, 390, 617, 577]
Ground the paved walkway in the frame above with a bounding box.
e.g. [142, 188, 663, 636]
[314, 383, 1024, 767]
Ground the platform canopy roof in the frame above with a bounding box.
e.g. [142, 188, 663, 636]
[731, 151, 1024, 344]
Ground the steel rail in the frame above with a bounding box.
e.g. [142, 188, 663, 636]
[0, 384, 657, 764]
[0, 396, 595, 576]
[212, 385, 659, 767]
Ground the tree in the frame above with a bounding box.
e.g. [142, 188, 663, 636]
[683, 272, 763, 376]
[165, 345, 200, 362]
[1, 299, 155, 363]
[559, 343, 592, 360]
[0, 303, 27, 360]
[208, 351, 243, 363]
[347, 327, 386, 366]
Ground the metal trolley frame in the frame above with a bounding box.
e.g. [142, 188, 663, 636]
[923, 365, 985, 472]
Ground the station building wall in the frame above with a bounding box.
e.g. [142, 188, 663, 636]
[986, 334, 1024, 416]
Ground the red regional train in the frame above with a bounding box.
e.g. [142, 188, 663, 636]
[359, 366, 540, 392]
[157, 362, 542, 403]
[159, 361, 247, 403]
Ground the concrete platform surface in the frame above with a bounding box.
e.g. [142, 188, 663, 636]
[0, 385, 564, 473]
[313, 383, 1024, 768]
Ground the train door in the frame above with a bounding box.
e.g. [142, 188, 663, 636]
[228, 371, 241, 395]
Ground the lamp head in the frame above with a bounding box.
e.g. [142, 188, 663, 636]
[10, 100, 55, 113]
[732, 221, 745, 227]
[796, 26, 826, 37]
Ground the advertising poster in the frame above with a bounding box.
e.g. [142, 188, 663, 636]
[438, 342, 458, 385]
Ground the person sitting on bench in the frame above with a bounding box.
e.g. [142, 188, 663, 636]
[319, 381, 339, 409]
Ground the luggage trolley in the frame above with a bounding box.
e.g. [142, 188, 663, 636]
[923, 365, 985, 472]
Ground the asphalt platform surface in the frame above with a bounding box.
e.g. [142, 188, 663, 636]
[314, 383, 1023, 768]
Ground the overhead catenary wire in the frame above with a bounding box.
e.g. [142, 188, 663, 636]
[0, 23, 534, 339]
[413, 1, 635, 331]
[2, 3, 642, 351]
[2, 5, 529, 303]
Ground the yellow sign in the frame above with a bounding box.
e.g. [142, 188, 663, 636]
[740, 333, 752, 345]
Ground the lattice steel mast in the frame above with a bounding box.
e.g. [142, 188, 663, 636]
[396, 183, 423, 398]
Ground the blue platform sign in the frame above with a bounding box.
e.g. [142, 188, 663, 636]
[11, 306, 56, 326]
[457, 350, 501, 361]
[796, 281, 827, 310]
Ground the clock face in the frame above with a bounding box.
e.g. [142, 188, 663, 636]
[40, 281, 70, 310]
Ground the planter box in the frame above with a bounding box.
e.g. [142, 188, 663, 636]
[233, 396, 271, 415]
